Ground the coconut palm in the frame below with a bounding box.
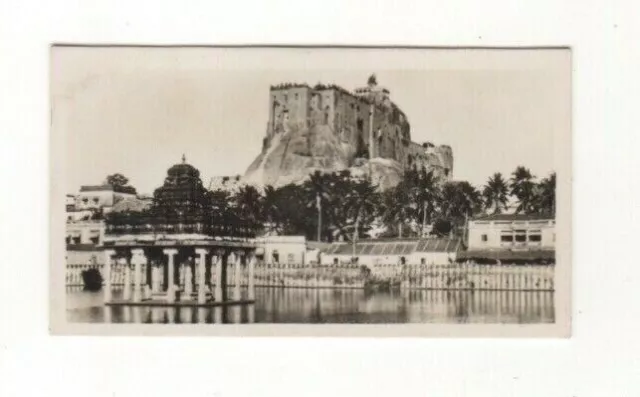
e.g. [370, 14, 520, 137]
[534, 172, 556, 216]
[344, 178, 380, 256]
[380, 182, 414, 238]
[510, 166, 536, 214]
[233, 185, 263, 224]
[483, 173, 509, 214]
[413, 167, 440, 235]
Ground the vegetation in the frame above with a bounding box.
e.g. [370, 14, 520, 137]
[105, 162, 555, 242]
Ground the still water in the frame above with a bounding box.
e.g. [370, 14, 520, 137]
[66, 287, 554, 324]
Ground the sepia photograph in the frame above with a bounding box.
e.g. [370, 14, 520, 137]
[50, 46, 571, 335]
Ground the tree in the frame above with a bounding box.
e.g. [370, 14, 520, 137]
[232, 185, 263, 225]
[510, 166, 536, 214]
[483, 173, 509, 214]
[533, 172, 556, 216]
[437, 181, 481, 236]
[106, 173, 129, 187]
[303, 171, 332, 241]
[413, 167, 440, 235]
[380, 183, 414, 238]
[343, 178, 380, 255]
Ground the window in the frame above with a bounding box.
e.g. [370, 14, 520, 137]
[420, 258, 426, 265]
[501, 235, 513, 242]
[90, 236, 100, 244]
[515, 233, 527, 243]
[481, 234, 488, 242]
[528, 234, 542, 242]
[287, 253, 295, 263]
[294, 93, 298, 100]
[272, 251, 279, 263]
[400, 256, 406, 265]
[284, 94, 288, 102]
[333, 258, 339, 265]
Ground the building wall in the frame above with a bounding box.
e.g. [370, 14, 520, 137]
[257, 235, 307, 265]
[320, 252, 456, 266]
[75, 190, 135, 210]
[66, 220, 105, 245]
[467, 219, 555, 251]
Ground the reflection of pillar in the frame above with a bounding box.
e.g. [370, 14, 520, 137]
[248, 254, 256, 300]
[163, 249, 178, 303]
[234, 253, 243, 301]
[196, 248, 208, 304]
[103, 249, 115, 303]
[132, 248, 145, 303]
[122, 256, 132, 301]
[214, 255, 222, 302]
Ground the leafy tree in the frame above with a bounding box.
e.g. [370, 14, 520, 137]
[533, 172, 556, 216]
[106, 173, 129, 187]
[232, 185, 263, 225]
[510, 166, 536, 214]
[483, 173, 509, 214]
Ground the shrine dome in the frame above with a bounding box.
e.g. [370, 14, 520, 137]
[166, 154, 200, 179]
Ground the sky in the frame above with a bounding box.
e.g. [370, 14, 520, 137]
[52, 47, 570, 195]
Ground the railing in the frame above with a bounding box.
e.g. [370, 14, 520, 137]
[65, 263, 148, 288]
[65, 262, 554, 292]
[398, 263, 554, 292]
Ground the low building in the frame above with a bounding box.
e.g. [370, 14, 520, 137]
[460, 214, 555, 263]
[255, 235, 308, 265]
[74, 184, 137, 213]
[319, 237, 462, 267]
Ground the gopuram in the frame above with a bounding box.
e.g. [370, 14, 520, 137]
[101, 156, 260, 306]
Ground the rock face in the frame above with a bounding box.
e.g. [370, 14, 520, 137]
[243, 76, 453, 189]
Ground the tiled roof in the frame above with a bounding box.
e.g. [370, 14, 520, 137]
[472, 214, 554, 222]
[322, 237, 462, 256]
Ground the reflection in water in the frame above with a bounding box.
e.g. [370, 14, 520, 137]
[66, 287, 554, 324]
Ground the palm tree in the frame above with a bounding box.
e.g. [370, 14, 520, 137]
[344, 178, 380, 256]
[534, 172, 556, 216]
[483, 173, 509, 214]
[233, 185, 263, 225]
[304, 171, 332, 241]
[381, 183, 414, 238]
[262, 185, 282, 233]
[413, 167, 440, 235]
[510, 166, 536, 214]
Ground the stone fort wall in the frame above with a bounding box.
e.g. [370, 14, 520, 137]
[263, 78, 453, 180]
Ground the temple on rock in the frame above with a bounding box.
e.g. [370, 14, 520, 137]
[244, 74, 454, 189]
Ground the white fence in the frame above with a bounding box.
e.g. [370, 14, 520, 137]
[66, 262, 554, 292]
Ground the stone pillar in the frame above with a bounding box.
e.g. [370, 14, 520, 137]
[248, 254, 256, 300]
[213, 255, 222, 302]
[163, 248, 178, 303]
[121, 256, 132, 301]
[103, 249, 115, 303]
[196, 248, 209, 304]
[131, 248, 145, 303]
[152, 264, 162, 293]
[234, 252, 243, 301]
[184, 262, 194, 297]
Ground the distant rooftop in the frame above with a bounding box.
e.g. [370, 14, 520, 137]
[322, 237, 462, 256]
[472, 214, 555, 222]
[79, 184, 137, 195]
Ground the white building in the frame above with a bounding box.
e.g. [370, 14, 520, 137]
[255, 235, 308, 264]
[461, 214, 555, 263]
[74, 184, 137, 213]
